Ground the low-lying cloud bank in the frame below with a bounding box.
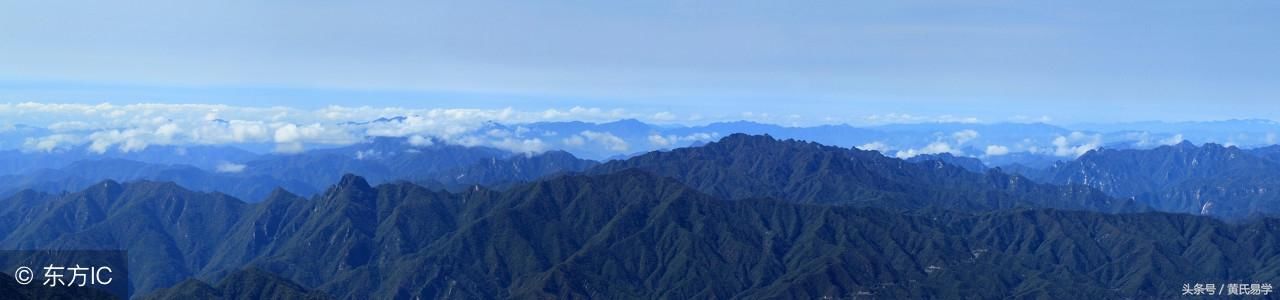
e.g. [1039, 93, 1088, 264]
[2, 102, 1273, 163]
[2, 103, 666, 154]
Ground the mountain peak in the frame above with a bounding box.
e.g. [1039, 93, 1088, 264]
[708, 134, 826, 152]
[717, 133, 778, 144]
[375, 116, 406, 123]
[535, 150, 580, 160]
[337, 173, 372, 191]
[320, 174, 378, 208]
[605, 118, 645, 125]
[340, 116, 407, 126]
[263, 187, 301, 202]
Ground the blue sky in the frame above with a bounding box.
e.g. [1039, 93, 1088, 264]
[2, 1, 1278, 124]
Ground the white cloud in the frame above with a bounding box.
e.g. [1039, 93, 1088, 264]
[861, 113, 981, 125]
[271, 123, 359, 153]
[1160, 134, 1185, 145]
[3, 103, 673, 152]
[0, 102, 978, 156]
[562, 135, 585, 146]
[952, 129, 979, 145]
[22, 134, 83, 152]
[191, 120, 272, 144]
[215, 162, 246, 173]
[578, 130, 629, 151]
[48, 121, 94, 132]
[86, 129, 153, 153]
[1051, 131, 1102, 157]
[354, 149, 383, 160]
[492, 138, 547, 154]
[985, 145, 1010, 156]
[858, 141, 890, 153]
[650, 111, 677, 122]
[681, 132, 718, 141]
[272, 123, 301, 143]
[407, 135, 434, 147]
[648, 132, 719, 147]
[894, 141, 955, 159]
[440, 134, 549, 154]
[1127, 131, 1155, 147]
[648, 134, 673, 147]
[155, 123, 182, 142]
[539, 106, 627, 121]
[486, 128, 511, 138]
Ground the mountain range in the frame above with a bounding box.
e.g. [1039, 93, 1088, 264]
[10, 118, 1279, 171]
[0, 137, 598, 202]
[1011, 141, 1280, 220]
[4, 170, 1280, 298]
[591, 134, 1141, 214]
[5, 134, 1280, 298]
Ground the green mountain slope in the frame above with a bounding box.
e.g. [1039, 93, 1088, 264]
[7, 135, 1280, 299]
[590, 134, 1143, 214]
[1015, 141, 1280, 219]
[140, 268, 330, 300]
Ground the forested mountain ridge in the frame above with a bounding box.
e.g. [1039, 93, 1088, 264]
[3, 171, 1279, 298]
[1013, 141, 1280, 219]
[4, 134, 1280, 299]
[590, 133, 1144, 214]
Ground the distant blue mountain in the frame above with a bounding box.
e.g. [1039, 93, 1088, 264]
[237, 136, 512, 190]
[7, 133, 1280, 299]
[0, 136, 600, 202]
[983, 152, 1064, 169]
[0, 158, 316, 201]
[906, 153, 988, 173]
[0, 144, 258, 175]
[1073, 119, 1280, 147]
[1008, 141, 1280, 219]
[0, 124, 50, 149]
[4, 118, 1280, 177]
